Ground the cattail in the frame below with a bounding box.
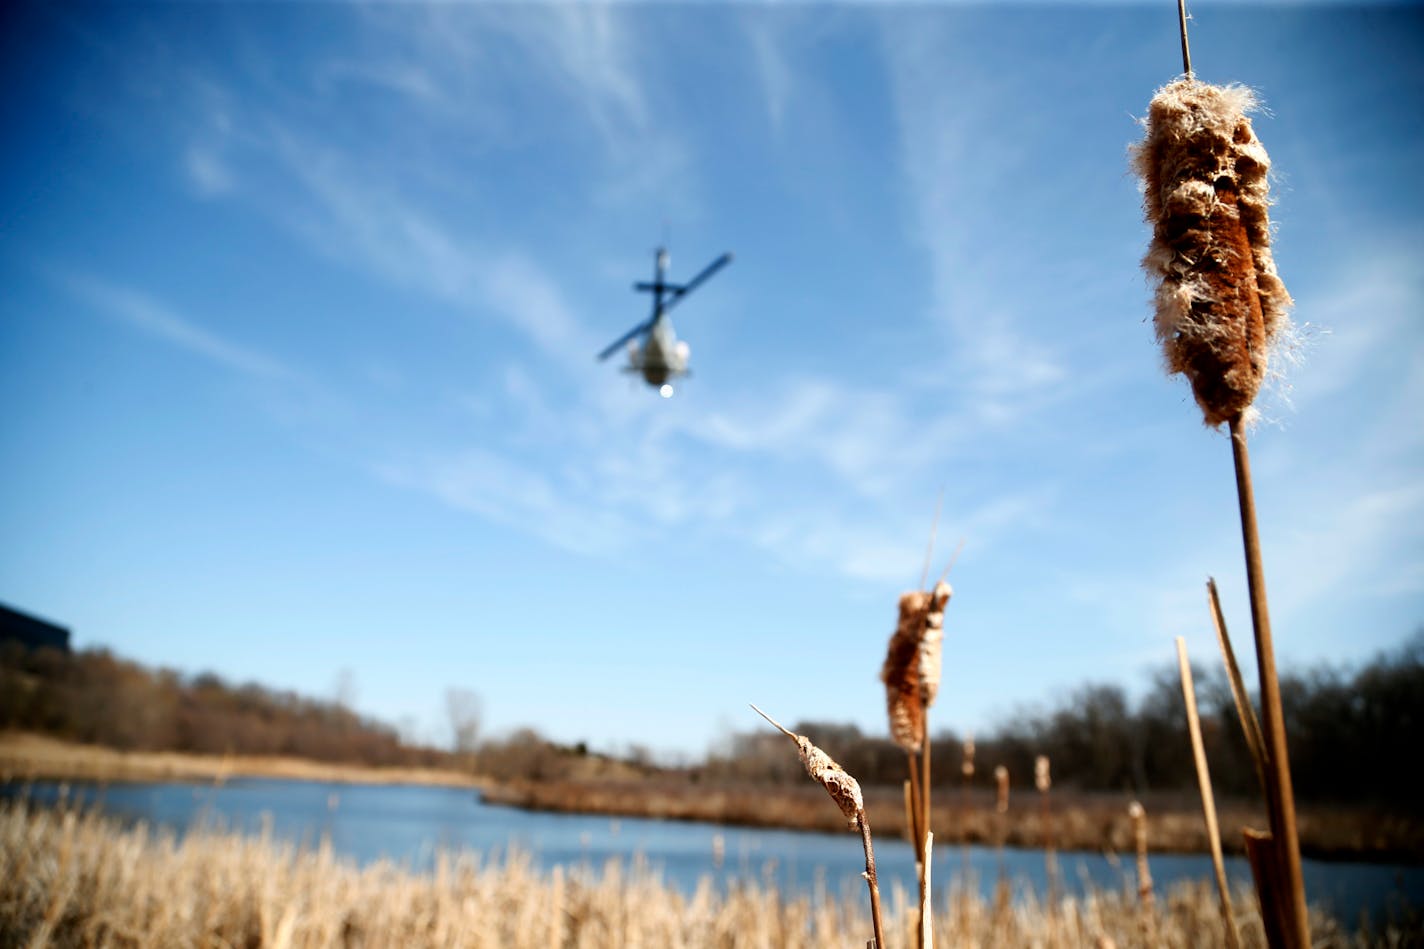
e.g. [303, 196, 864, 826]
[961, 734, 976, 779]
[881, 582, 952, 753]
[1129, 801, 1154, 903]
[749, 703, 887, 949]
[1129, 800, 1159, 945]
[1034, 755, 1051, 793]
[994, 765, 1009, 814]
[1133, 78, 1292, 427]
[750, 704, 864, 830]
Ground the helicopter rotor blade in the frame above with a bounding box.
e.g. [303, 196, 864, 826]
[662, 252, 733, 314]
[597, 317, 655, 361]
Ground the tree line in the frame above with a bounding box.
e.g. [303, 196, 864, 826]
[702, 632, 1423, 811]
[0, 641, 450, 769]
[4, 630, 1420, 810]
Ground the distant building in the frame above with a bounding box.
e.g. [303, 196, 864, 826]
[0, 603, 71, 653]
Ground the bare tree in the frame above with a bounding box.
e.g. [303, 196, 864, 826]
[445, 688, 482, 769]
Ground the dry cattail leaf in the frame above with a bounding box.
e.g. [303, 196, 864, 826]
[751, 704, 865, 830]
[881, 581, 953, 753]
[1035, 755, 1051, 793]
[1133, 78, 1292, 427]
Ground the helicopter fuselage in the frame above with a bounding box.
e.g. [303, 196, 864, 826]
[626, 314, 690, 386]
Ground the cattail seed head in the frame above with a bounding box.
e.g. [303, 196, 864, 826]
[961, 735, 976, 779]
[994, 765, 1010, 814]
[796, 734, 865, 831]
[1133, 78, 1292, 427]
[881, 581, 952, 754]
[1035, 755, 1051, 793]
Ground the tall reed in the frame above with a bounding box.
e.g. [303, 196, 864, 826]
[751, 704, 885, 949]
[881, 558, 953, 949]
[1178, 636, 1244, 949]
[1133, 1, 1306, 942]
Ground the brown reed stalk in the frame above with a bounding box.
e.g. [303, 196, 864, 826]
[993, 764, 1009, 882]
[1230, 421, 1309, 947]
[1207, 577, 1269, 795]
[1244, 827, 1292, 949]
[751, 704, 885, 949]
[1128, 801, 1159, 947]
[960, 736, 975, 877]
[1036, 755, 1057, 911]
[1176, 637, 1243, 949]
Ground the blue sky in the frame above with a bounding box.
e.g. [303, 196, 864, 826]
[2, 1, 1420, 759]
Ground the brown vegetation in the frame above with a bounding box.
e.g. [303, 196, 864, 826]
[0, 731, 481, 789]
[5, 801, 1411, 948]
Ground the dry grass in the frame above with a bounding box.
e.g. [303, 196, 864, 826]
[3, 802, 1414, 949]
[0, 731, 482, 790]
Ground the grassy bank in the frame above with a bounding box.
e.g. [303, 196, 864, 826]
[480, 778, 1424, 864]
[5, 801, 1412, 948]
[0, 731, 482, 789]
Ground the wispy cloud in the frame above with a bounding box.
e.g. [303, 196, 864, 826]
[183, 145, 234, 197]
[744, 19, 794, 134]
[879, 18, 1071, 411]
[61, 272, 298, 381]
[375, 447, 639, 558]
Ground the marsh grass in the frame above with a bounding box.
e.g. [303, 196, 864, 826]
[5, 801, 1413, 949]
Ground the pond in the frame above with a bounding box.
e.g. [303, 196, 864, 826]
[5, 778, 1419, 928]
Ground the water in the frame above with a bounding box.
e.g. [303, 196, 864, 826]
[5, 778, 1420, 927]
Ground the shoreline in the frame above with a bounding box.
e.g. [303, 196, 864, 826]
[5, 732, 1419, 864]
[480, 778, 1424, 866]
[0, 731, 485, 790]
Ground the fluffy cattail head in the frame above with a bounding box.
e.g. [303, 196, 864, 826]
[961, 735, 976, 779]
[994, 765, 1010, 814]
[1035, 755, 1051, 793]
[881, 581, 953, 754]
[1133, 77, 1292, 427]
[751, 704, 864, 831]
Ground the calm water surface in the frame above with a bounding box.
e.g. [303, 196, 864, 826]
[6, 778, 1420, 926]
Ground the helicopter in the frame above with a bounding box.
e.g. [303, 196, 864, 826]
[597, 246, 733, 397]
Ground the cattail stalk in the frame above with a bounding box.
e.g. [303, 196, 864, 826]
[1177, 638, 1243, 949]
[882, 574, 951, 949]
[1230, 423, 1309, 947]
[751, 705, 885, 949]
[960, 736, 975, 877]
[922, 831, 935, 949]
[1134, 8, 1305, 941]
[1036, 755, 1056, 910]
[1127, 801, 1158, 946]
[993, 764, 1009, 882]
